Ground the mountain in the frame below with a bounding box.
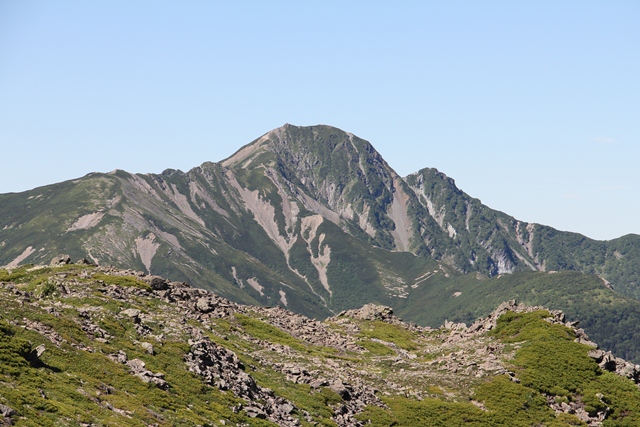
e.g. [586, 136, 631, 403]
[2, 124, 640, 361]
[1, 263, 640, 426]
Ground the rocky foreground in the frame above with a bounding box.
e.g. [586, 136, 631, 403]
[1, 259, 640, 426]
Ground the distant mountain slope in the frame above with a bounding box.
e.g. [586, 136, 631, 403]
[1, 123, 640, 340]
[406, 167, 640, 299]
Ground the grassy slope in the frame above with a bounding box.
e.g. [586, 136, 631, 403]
[2, 265, 640, 426]
[0, 265, 337, 426]
[359, 310, 640, 427]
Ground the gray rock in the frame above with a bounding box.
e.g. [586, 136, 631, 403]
[244, 405, 267, 419]
[120, 308, 141, 318]
[310, 378, 329, 388]
[342, 304, 394, 321]
[588, 349, 605, 362]
[141, 342, 154, 354]
[126, 358, 146, 373]
[145, 276, 169, 290]
[196, 297, 214, 313]
[0, 403, 17, 417]
[28, 344, 46, 363]
[50, 254, 71, 266]
[329, 380, 352, 400]
[108, 350, 128, 364]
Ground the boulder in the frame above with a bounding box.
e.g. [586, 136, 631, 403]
[141, 342, 154, 355]
[120, 308, 141, 318]
[144, 275, 169, 290]
[0, 403, 17, 417]
[28, 344, 46, 364]
[196, 297, 214, 313]
[50, 254, 71, 266]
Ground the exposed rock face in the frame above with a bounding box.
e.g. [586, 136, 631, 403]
[588, 349, 640, 383]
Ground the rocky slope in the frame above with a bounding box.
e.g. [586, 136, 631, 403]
[1, 124, 640, 358]
[1, 261, 640, 426]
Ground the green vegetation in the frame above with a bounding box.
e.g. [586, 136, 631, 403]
[235, 313, 309, 352]
[357, 320, 418, 351]
[358, 339, 395, 356]
[3, 124, 640, 425]
[0, 266, 340, 426]
[0, 320, 252, 426]
[358, 310, 640, 427]
[359, 376, 573, 427]
[491, 311, 640, 426]
[2, 264, 640, 426]
[490, 311, 600, 394]
[0, 320, 32, 377]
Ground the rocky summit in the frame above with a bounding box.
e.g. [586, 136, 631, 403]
[1, 261, 640, 426]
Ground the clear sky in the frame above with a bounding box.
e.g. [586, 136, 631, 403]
[1, 1, 638, 241]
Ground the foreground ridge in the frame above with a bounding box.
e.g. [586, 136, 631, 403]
[1, 260, 640, 426]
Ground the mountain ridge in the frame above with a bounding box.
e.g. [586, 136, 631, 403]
[2, 123, 640, 360]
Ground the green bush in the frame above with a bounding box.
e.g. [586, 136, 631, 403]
[0, 320, 32, 377]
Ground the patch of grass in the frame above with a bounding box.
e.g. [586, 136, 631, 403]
[357, 320, 418, 351]
[0, 265, 94, 286]
[358, 339, 395, 356]
[359, 310, 640, 426]
[473, 375, 555, 425]
[0, 297, 273, 426]
[490, 311, 600, 394]
[489, 310, 640, 426]
[233, 313, 338, 358]
[235, 313, 308, 352]
[428, 385, 445, 395]
[0, 320, 32, 377]
[583, 371, 640, 425]
[359, 376, 582, 427]
[358, 396, 488, 426]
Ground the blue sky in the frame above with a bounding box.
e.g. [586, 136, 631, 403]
[1, 1, 638, 240]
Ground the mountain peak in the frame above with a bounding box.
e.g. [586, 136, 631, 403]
[220, 123, 416, 250]
[221, 124, 367, 169]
